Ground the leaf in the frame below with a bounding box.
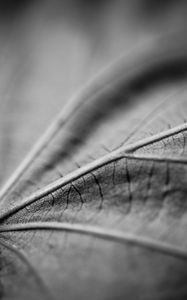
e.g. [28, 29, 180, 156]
[1, 14, 187, 300]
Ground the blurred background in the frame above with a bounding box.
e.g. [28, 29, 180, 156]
[0, 0, 186, 185]
[0, 0, 187, 107]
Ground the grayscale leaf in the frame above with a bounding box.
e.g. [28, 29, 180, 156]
[1, 5, 187, 300]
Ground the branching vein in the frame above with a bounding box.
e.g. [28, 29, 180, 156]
[0, 222, 187, 260]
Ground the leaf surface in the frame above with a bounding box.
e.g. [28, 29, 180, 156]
[1, 25, 187, 300]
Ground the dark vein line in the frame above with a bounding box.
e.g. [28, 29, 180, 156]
[0, 238, 53, 300]
[112, 161, 116, 185]
[1, 222, 187, 260]
[65, 185, 72, 210]
[1, 152, 187, 222]
[163, 162, 170, 200]
[71, 183, 84, 205]
[145, 162, 154, 204]
[181, 132, 186, 155]
[125, 159, 132, 213]
[162, 137, 168, 150]
[51, 193, 55, 207]
[91, 173, 104, 209]
[165, 162, 170, 187]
